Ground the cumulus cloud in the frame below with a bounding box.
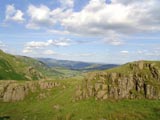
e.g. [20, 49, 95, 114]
[10, 0, 159, 43]
[26, 5, 54, 29]
[5, 4, 24, 23]
[49, 39, 71, 46]
[26, 4, 72, 29]
[5, 0, 160, 47]
[23, 39, 71, 53]
[5, 0, 160, 37]
[62, 0, 160, 36]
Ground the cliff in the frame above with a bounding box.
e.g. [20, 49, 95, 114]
[75, 61, 160, 100]
[0, 80, 61, 102]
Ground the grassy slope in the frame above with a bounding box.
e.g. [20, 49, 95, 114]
[52, 67, 83, 78]
[0, 50, 27, 80]
[0, 78, 160, 120]
[106, 60, 160, 74]
[1, 60, 160, 119]
[17, 56, 63, 79]
[0, 50, 62, 80]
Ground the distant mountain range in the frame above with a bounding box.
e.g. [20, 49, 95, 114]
[37, 58, 118, 71]
[0, 50, 118, 80]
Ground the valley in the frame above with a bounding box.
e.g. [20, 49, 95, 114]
[1, 0, 160, 119]
[0, 50, 160, 120]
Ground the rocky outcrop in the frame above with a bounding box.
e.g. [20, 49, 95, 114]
[25, 66, 45, 80]
[39, 81, 60, 89]
[75, 61, 160, 100]
[0, 80, 60, 102]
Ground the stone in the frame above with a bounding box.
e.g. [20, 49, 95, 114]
[138, 61, 144, 70]
[102, 84, 107, 90]
[103, 94, 108, 100]
[1, 80, 61, 102]
[95, 83, 101, 91]
[96, 90, 106, 99]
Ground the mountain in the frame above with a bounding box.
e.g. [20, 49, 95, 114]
[37, 58, 118, 71]
[0, 60, 160, 120]
[75, 60, 160, 100]
[0, 50, 61, 80]
[16, 56, 63, 79]
[0, 50, 118, 80]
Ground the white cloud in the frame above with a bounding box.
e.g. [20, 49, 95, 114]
[62, 0, 160, 36]
[5, 0, 160, 39]
[26, 41, 49, 48]
[25, 39, 71, 48]
[23, 39, 71, 53]
[23, 0, 160, 44]
[26, 4, 72, 29]
[103, 32, 124, 45]
[26, 5, 54, 29]
[43, 50, 55, 55]
[120, 50, 129, 55]
[5, 0, 160, 47]
[49, 39, 71, 46]
[22, 48, 33, 53]
[5, 4, 24, 23]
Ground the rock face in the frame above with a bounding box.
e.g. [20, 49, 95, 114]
[26, 67, 45, 80]
[0, 80, 60, 102]
[75, 61, 160, 100]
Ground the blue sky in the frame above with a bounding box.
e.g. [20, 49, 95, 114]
[0, 0, 160, 64]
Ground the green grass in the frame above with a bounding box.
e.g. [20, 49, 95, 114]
[0, 50, 62, 80]
[106, 60, 160, 75]
[51, 67, 85, 79]
[0, 79, 160, 120]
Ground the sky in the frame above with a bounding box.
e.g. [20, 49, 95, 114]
[0, 0, 160, 64]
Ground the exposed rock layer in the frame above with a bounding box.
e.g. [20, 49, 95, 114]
[75, 61, 160, 100]
[0, 80, 60, 102]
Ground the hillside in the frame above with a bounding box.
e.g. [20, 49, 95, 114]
[75, 60, 160, 100]
[0, 50, 118, 80]
[37, 58, 118, 71]
[0, 50, 61, 80]
[0, 60, 160, 120]
[17, 56, 63, 79]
